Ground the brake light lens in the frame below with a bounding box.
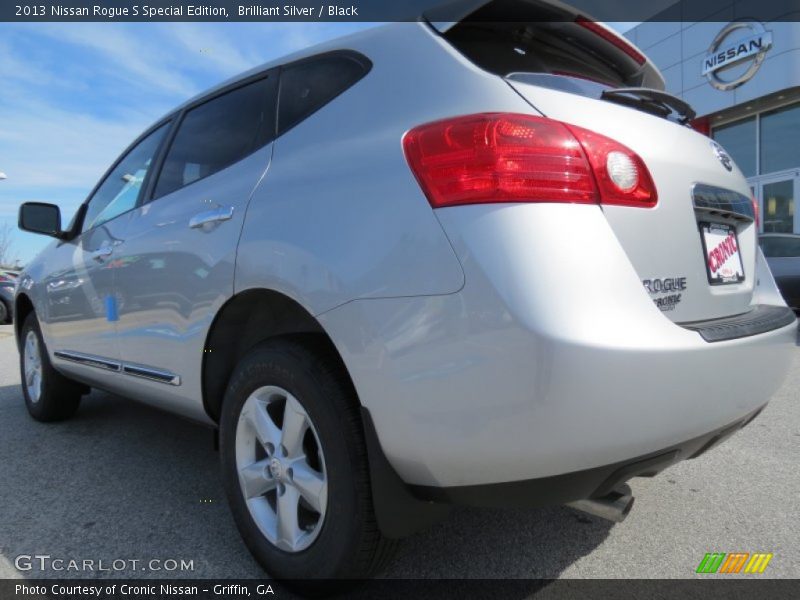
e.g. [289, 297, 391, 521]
[403, 113, 657, 210]
[575, 16, 647, 66]
[751, 194, 760, 228]
[402, 113, 596, 208]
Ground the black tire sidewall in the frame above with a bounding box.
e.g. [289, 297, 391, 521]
[220, 343, 367, 579]
[19, 314, 81, 421]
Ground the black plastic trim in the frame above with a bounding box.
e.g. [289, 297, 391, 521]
[601, 87, 695, 123]
[407, 405, 765, 509]
[680, 304, 796, 343]
[360, 407, 449, 538]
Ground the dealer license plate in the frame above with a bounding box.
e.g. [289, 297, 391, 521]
[700, 222, 745, 285]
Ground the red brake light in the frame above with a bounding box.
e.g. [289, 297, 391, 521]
[575, 16, 647, 66]
[751, 194, 760, 228]
[403, 113, 657, 210]
[402, 113, 596, 208]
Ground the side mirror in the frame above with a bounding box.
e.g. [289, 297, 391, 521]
[18, 202, 63, 238]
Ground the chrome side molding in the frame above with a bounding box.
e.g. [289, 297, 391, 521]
[122, 364, 181, 386]
[53, 350, 180, 386]
[53, 350, 121, 372]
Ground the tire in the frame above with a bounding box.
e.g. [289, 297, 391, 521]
[20, 313, 83, 422]
[220, 338, 398, 587]
[0, 300, 8, 324]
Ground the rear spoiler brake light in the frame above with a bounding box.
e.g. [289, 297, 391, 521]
[575, 17, 647, 66]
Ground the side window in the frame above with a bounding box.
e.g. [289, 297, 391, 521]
[761, 236, 800, 258]
[277, 52, 371, 136]
[153, 75, 277, 200]
[780, 237, 800, 257]
[82, 123, 169, 233]
[760, 237, 777, 257]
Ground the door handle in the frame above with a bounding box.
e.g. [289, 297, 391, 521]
[90, 246, 113, 261]
[189, 206, 234, 229]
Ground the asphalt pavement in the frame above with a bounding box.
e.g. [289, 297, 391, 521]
[0, 322, 798, 580]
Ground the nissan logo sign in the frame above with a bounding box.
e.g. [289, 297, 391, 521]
[703, 21, 773, 91]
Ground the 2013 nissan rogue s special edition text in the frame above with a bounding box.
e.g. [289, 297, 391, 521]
[14, 2, 796, 583]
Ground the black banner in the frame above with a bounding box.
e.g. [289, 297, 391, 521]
[1, 0, 799, 23]
[2, 579, 800, 600]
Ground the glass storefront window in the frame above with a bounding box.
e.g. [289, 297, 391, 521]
[762, 180, 794, 234]
[760, 103, 800, 175]
[713, 117, 757, 178]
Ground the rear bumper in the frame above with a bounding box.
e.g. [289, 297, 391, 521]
[319, 204, 797, 489]
[679, 304, 796, 342]
[408, 405, 765, 507]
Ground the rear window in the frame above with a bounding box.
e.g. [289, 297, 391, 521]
[439, 15, 693, 123]
[442, 20, 643, 89]
[506, 72, 614, 96]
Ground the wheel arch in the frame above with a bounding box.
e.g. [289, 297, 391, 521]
[205, 287, 446, 539]
[0, 295, 10, 324]
[14, 293, 34, 349]
[202, 288, 353, 423]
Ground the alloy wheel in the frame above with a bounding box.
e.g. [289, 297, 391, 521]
[235, 386, 328, 552]
[23, 330, 43, 404]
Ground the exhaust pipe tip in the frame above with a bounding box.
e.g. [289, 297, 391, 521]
[566, 485, 635, 523]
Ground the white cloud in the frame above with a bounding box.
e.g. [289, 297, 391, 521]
[166, 23, 262, 74]
[0, 102, 152, 190]
[32, 23, 201, 98]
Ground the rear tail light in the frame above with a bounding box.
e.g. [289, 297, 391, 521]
[564, 122, 658, 208]
[751, 194, 760, 228]
[403, 113, 657, 210]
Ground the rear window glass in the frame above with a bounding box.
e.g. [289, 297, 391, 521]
[277, 52, 371, 135]
[506, 72, 614, 96]
[443, 21, 639, 88]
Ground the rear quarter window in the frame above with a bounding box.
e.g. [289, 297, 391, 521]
[277, 51, 371, 136]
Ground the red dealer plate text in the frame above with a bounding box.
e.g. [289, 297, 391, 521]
[700, 222, 745, 285]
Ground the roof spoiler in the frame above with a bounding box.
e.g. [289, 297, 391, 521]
[422, 0, 665, 90]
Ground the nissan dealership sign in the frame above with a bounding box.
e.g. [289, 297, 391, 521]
[703, 21, 773, 90]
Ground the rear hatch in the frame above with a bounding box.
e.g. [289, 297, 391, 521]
[431, 3, 758, 323]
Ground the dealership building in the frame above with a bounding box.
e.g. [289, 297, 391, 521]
[625, 9, 800, 234]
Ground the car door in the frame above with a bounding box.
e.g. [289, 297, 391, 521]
[110, 71, 278, 420]
[45, 123, 171, 384]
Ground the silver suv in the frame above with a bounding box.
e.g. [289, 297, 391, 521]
[15, 7, 796, 584]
